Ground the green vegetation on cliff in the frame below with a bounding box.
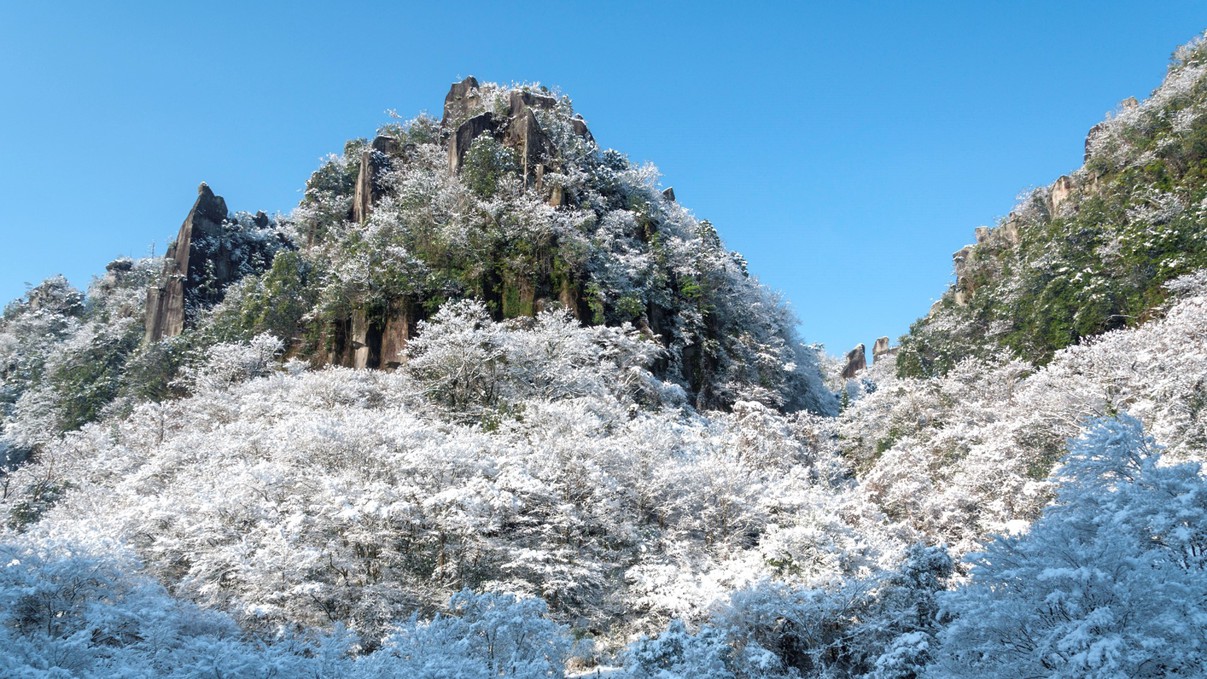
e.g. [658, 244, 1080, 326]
[898, 37, 1207, 376]
[219, 80, 834, 414]
[1, 79, 838, 469]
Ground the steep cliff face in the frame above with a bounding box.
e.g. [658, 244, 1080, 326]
[144, 185, 289, 344]
[145, 184, 227, 342]
[140, 78, 836, 414]
[897, 39, 1207, 376]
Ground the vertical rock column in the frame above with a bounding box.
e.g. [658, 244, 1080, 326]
[353, 135, 401, 224]
[144, 183, 228, 343]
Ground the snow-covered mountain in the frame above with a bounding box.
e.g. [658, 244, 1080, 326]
[2, 35, 1207, 678]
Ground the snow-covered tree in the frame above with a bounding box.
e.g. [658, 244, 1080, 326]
[936, 415, 1207, 677]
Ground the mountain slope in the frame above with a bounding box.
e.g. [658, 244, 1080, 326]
[897, 36, 1207, 376]
[0, 78, 838, 471]
[216, 78, 835, 414]
[3, 38, 1207, 678]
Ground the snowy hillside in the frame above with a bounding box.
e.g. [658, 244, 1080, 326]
[2, 35, 1207, 679]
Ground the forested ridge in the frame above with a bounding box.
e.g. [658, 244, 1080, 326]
[1, 33, 1207, 679]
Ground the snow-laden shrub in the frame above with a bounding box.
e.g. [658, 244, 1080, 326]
[621, 543, 952, 678]
[935, 415, 1207, 677]
[0, 537, 354, 678]
[624, 619, 735, 678]
[361, 590, 571, 678]
[175, 333, 283, 393]
[405, 299, 675, 417]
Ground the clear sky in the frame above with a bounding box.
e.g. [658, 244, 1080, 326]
[1, 2, 1205, 356]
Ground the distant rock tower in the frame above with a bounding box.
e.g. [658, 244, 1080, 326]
[873, 336, 894, 361]
[144, 183, 229, 343]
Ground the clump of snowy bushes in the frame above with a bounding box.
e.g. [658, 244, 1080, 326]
[0, 540, 572, 677]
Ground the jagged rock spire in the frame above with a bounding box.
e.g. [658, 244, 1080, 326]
[144, 183, 229, 343]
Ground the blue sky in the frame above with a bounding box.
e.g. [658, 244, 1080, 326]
[1, 2, 1205, 356]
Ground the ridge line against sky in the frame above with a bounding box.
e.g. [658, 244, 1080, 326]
[1, 2, 1206, 355]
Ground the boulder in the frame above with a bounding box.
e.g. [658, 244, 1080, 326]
[974, 226, 989, 243]
[662, 187, 676, 202]
[841, 343, 866, 379]
[145, 183, 229, 343]
[442, 76, 480, 126]
[448, 112, 500, 175]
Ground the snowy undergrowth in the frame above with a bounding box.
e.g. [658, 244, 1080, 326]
[1, 302, 897, 672]
[4, 280, 1206, 676]
[833, 274, 1207, 555]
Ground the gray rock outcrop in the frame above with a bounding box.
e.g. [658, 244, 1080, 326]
[999, 217, 1021, 247]
[570, 115, 594, 142]
[445, 96, 559, 190]
[507, 89, 556, 117]
[349, 309, 371, 369]
[951, 244, 974, 306]
[442, 76, 481, 126]
[315, 298, 420, 371]
[503, 109, 554, 188]
[1049, 175, 1075, 214]
[447, 112, 502, 175]
[380, 300, 414, 369]
[353, 135, 401, 223]
[441, 81, 595, 202]
[1085, 122, 1106, 162]
[144, 184, 282, 344]
[873, 336, 894, 361]
[96, 258, 133, 296]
